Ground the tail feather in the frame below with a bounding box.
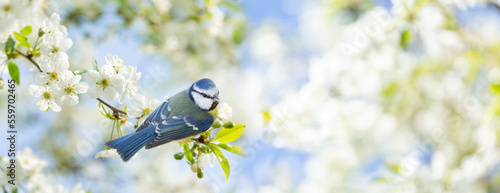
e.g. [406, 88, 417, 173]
[105, 126, 157, 162]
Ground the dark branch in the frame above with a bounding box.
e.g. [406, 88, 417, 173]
[97, 98, 127, 115]
[16, 50, 127, 116]
[15, 50, 42, 72]
[489, 2, 500, 12]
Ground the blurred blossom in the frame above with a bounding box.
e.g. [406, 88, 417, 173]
[217, 102, 233, 120]
[95, 149, 119, 159]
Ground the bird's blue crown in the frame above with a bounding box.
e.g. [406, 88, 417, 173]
[193, 78, 216, 90]
[188, 78, 219, 101]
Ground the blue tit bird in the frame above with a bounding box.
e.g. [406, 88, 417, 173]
[106, 78, 220, 162]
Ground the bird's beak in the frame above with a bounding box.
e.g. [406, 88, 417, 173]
[214, 95, 219, 101]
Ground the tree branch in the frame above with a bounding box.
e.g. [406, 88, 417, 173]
[489, 2, 500, 12]
[15, 50, 42, 72]
[97, 98, 127, 115]
[15, 50, 128, 116]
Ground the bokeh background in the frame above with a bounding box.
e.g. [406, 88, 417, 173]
[2, 0, 500, 192]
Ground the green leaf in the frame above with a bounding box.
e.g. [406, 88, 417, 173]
[216, 124, 245, 143]
[20, 26, 32, 36]
[183, 143, 194, 164]
[262, 110, 271, 122]
[217, 1, 240, 11]
[13, 32, 31, 49]
[12, 188, 18, 193]
[217, 144, 247, 157]
[208, 144, 230, 180]
[400, 28, 412, 50]
[7, 61, 20, 85]
[92, 57, 99, 71]
[492, 84, 500, 94]
[233, 23, 246, 44]
[5, 36, 15, 54]
[387, 163, 401, 173]
[74, 69, 88, 75]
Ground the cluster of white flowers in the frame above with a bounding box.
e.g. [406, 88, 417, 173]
[86, 54, 141, 103]
[0, 148, 87, 193]
[27, 14, 88, 112]
[0, 0, 43, 43]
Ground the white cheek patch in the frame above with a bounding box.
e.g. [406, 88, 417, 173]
[191, 92, 213, 110]
[193, 84, 219, 96]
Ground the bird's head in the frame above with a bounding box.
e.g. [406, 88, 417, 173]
[188, 78, 220, 111]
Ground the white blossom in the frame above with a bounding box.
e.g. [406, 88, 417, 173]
[95, 149, 119, 159]
[41, 13, 68, 38]
[129, 94, 161, 124]
[40, 32, 73, 58]
[36, 55, 70, 85]
[119, 66, 141, 104]
[86, 65, 124, 101]
[217, 102, 233, 120]
[190, 153, 214, 172]
[53, 71, 88, 106]
[28, 84, 61, 112]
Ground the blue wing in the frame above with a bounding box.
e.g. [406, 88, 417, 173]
[136, 99, 171, 132]
[144, 115, 214, 149]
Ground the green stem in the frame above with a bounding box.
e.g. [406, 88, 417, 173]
[110, 120, 116, 141]
[117, 119, 123, 137]
[33, 36, 41, 49]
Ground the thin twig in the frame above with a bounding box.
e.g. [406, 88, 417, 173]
[15, 50, 128, 116]
[15, 50, 42, 72]
[489, 2, 500, 11]
[0, 167, 29, 193]
[97, 98, 127, 115]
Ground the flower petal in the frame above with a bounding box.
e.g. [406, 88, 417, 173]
[60, 38, 73, 51]
[100, 65, 115, 78]
[28, 85, 41, 96]
[87, 84, 103, 98]
[64, 93, 79, 106]
[69, 74, 81, 86]
[133, 94, 147, 107]
[110, 74, 125, 88]
[48, 99, 62, 112]
[73, 82, 88, 94]
[86, 70, 101, 83]
[103, 86, 118, 101]
[35, 98, 49, 111]
[49, 13, 60, 27]
[118, 89, 128, 104]
[105, 54, 113, 66]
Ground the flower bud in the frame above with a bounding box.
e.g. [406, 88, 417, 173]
[197, 168, 203, 179]
[192, 149, 198, 157]
[174, 152, 184, 160]
[200, 146, 209, 153]
[0, 78, 4, 89]
[38, 28, 45, 37]
[212, 121, 222, 128]
[223, 122, 234, 128]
